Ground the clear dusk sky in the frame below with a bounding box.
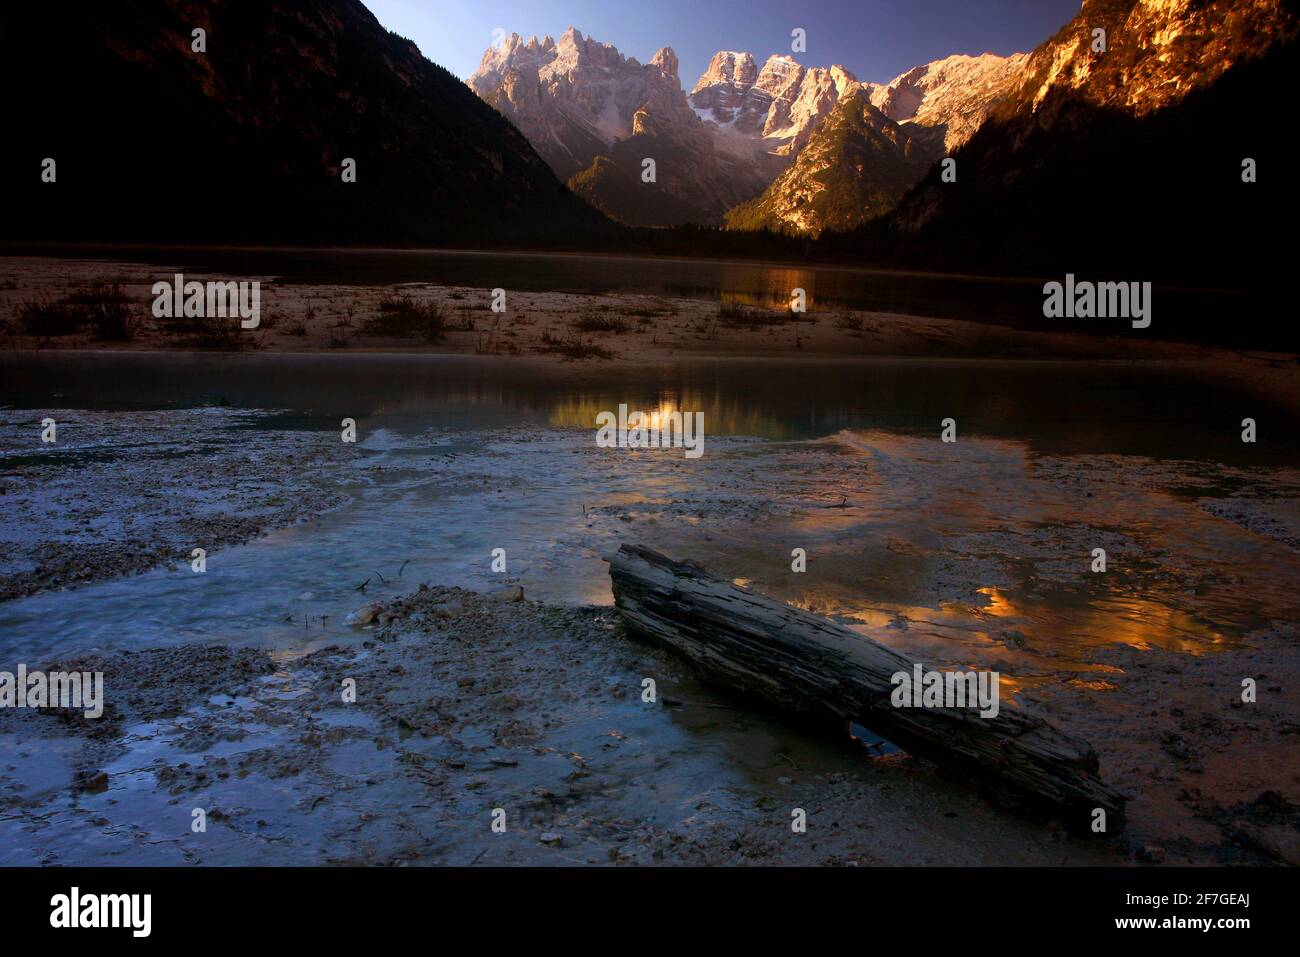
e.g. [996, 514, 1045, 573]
[365, 0, 1079, 86]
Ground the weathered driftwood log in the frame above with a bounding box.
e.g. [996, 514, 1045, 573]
[606, 544, 1126, 831]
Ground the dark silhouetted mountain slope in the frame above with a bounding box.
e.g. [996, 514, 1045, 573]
[0, 0, 611, 244]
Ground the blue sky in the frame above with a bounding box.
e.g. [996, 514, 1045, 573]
[366, 0, 1079, 86]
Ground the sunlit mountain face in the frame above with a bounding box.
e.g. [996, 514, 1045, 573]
[884, 0, 1299, 286]
[466, 26, 1028, 228]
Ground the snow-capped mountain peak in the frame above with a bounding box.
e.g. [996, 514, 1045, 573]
[468, 28, 1030, 230]
[467, 28, 770, 224]
[689, 50, 862, 154]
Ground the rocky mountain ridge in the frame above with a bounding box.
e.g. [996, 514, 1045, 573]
[870, 52, 1030, 152]
[470, 27, 1027, 228]
[725, 90, 936, 236]
[876, 0, 1300, 284]
[469, 27, 766, 224]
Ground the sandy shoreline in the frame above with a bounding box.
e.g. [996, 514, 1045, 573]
[2, 255, 1296, 411]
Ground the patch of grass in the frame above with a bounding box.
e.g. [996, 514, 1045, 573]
[621, 299, 678, 319]
[716, 301, 764, 327]
[361, 297, 445, 341]
[17, 283, 140, 340]
[172, 315, 259, 350]
[17, 302, 138, 343]
[717, 301, 809, 329]
[834, 314, 864, 332]
[284, 321, 308, 336]
[536, 331, 614, 361]
[64, 282, 128, 306]
[18, 300, 88, 337]
[570, 313, 629, 333]
[475, 314, 502, 354]
[85, 300, 139, 341]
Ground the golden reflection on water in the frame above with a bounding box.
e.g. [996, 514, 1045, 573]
[797, 571, 1237, 655]
[975, 586, 1015, 619]
[779, 577, 1235, 707]
[548, 391, 794, 439]
[972, 586, 1229, 655]
[718, 264, 819, 310]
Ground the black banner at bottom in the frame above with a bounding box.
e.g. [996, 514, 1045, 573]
[0, 866, 1283, 943]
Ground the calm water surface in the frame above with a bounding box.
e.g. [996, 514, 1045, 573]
[2, 350, 1296, 673]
